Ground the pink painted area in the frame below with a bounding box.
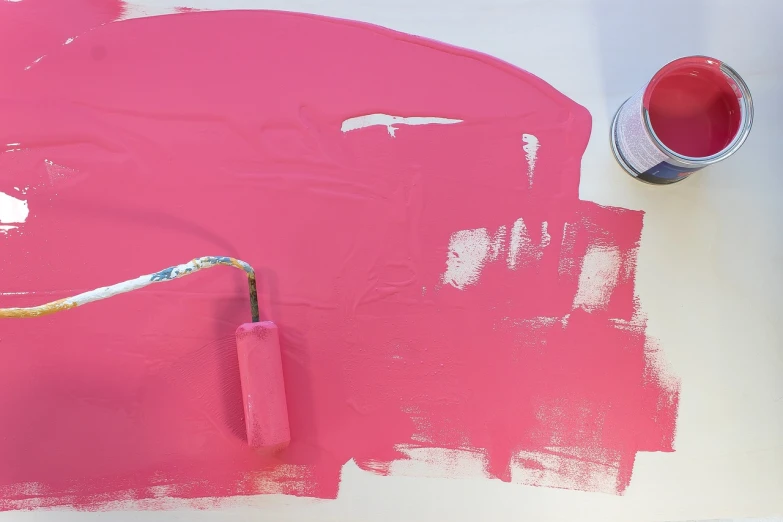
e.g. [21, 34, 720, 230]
[236, 322, 291, 452]
[0, 4, 679, 509]
[0, 0, 123, 74]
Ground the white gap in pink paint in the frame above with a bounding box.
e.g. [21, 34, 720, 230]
[24, 55, 45, 71]
[489, 225, 506, 261]
[508, 218, 550, 269]
[341, 114, 462, 137]
[522, 134, 540, 187]
[0, 191, 29, 235]
[572, 245, 622, 311]
[496, 315, 560, 331]
[442, 219, 550, 290]
[442, 228, 491, 290]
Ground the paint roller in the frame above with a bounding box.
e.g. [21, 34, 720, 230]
[0, 256, 290, 452]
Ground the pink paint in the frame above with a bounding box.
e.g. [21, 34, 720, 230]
[644, 57, 742, 158]
[236, 322, 290, 452]
[0, 3, 679, 509]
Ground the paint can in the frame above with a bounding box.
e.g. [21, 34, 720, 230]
[610, 56, 753, 185]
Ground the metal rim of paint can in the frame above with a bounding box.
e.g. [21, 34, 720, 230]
[610, 56, 754, 185]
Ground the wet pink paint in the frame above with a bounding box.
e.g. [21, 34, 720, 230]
[0, 3, 679, 509]
[645, 58, 742, 158]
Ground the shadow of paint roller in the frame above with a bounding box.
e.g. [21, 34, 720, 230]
[0, 256, 291, 453]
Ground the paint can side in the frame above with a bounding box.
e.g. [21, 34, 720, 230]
[611, 56, 754, 185]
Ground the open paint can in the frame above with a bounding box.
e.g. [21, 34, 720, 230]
[611, 56, 753, 184]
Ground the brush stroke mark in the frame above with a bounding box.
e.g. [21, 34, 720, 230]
[0, 6, 678, 510]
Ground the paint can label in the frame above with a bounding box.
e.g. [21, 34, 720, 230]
[612, 88, 700, 184]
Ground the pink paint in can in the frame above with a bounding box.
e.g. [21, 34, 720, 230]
[611, 56, 753, 184]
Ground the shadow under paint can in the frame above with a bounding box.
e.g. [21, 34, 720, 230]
[610, 56, 753, 185]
